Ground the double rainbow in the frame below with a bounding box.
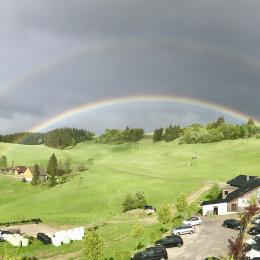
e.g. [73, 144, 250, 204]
[30, 95, 257, 133]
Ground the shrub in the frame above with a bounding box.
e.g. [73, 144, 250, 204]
[122, 192, 147, 212]
[84, 231, 104, 260]
[207, 183, 221, 200]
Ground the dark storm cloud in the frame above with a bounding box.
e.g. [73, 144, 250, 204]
[0, 0, 260, 132]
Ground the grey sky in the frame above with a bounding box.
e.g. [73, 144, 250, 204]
[0, 0, 260, 133]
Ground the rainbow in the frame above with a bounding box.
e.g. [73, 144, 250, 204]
[2, 36, 260, 97]
[30, 95, 258, 132]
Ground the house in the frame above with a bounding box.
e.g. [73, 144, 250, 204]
[21, 167, 48, 182]
[23, 168, 33, 182]
[14, 166, 27, 175]
[201, 175, 260, 216]
[39, 169, 48, 182]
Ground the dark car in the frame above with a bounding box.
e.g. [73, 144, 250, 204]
[155, 235, 183, 248]
[249, 226, 260, 235]
[223, 219, 241, 230]
[144, 205, 156, 211]
[131, 245, 168, 260]
[37, 232, 52, 245]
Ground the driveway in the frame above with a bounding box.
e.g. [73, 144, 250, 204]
[167, 215, 239, 260]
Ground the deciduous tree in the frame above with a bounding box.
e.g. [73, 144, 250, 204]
[131, 223, 144, 252]
[176, 193, 188, 218]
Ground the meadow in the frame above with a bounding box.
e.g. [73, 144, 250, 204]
[0, 136, 260, 258]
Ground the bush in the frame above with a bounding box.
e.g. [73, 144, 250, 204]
[122, 192, 147, 212]
[207, 183, 221, 200]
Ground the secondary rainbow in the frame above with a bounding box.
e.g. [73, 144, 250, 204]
[30, 95, 258, 132]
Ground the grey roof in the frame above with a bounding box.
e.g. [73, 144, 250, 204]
[28, 167, 47, 176]
[201, 199, 226, 206]
[225, 177, 260, 202]
[227, 174, 257, 188]
[201, 177, 260, 206]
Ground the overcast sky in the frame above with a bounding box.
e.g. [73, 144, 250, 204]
[1, 0, 260, 134]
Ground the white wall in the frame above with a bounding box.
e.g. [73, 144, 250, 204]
[202, 202, 227, 216]
[238, 198, 249, 208]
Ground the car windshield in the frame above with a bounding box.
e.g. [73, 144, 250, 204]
[184, 225, 191, 228]
[176, 226, 183, 229]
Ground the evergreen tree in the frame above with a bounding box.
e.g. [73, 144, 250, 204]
[32, 164, 40, 186]
[164, 125, 181, 142]
[47, 153, 57, 187]
[153, 128, 163, 143]
[216, 116, 225, 126]
[0, 155, 7, 171]
[247, 118, 255, 125]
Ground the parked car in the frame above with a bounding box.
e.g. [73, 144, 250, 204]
[246, 235, 260, 246]
[183, 216, 203, 226]
[253, 218, 260, 225]
[37, 232, 52, 245]
[245, 243, 260, 259]
[172, 224, 195, 235]
[249, 226, 260, 235]
[155, 235, 183, 248]
[223, 219, 241, 230]
[144, 205, 156, 215]
[131, 245, 168, 260]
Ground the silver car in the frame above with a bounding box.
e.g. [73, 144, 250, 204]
[172, 224, 195, 235]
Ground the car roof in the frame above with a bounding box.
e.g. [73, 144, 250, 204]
[176, 224, 192, 229]
[225, 219, 237, 222]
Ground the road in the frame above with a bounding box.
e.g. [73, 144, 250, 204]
[167, 215, 239, 260]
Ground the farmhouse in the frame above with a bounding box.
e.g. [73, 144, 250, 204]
[201, 175, 260, 216]
[23, 168, 33, 182]
[13, 166, 48, 182]
[14, 166, 27, 175]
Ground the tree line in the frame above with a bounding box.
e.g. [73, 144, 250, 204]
[43, 128, 95, 148]
[98, 127, 144, 144]
[0, 132, 43, 145]
[153, 117, 259, 144]
[0, 128, 95, 148]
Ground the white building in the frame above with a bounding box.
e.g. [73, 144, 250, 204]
[201, 175, 260, 216]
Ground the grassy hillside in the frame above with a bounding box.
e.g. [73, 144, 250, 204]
[0, 137, 260, 258]
[1, 138, 260, 223]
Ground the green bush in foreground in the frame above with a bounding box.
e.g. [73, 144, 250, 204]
[84, 230, 104, 260]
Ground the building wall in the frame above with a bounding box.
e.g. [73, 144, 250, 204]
[228, 187, 260, 212]
[39, 175, 47, 181]
[222, 186, 237, 199]
[23, 169, 33, 182]
[202, 202, 227, 216]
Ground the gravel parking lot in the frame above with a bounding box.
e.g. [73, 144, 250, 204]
[167, 215, 239, 260]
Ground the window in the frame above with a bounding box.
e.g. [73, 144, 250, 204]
[225, 191, 229, 195]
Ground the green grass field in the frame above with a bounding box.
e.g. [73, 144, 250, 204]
[0, 137, 260, 258]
